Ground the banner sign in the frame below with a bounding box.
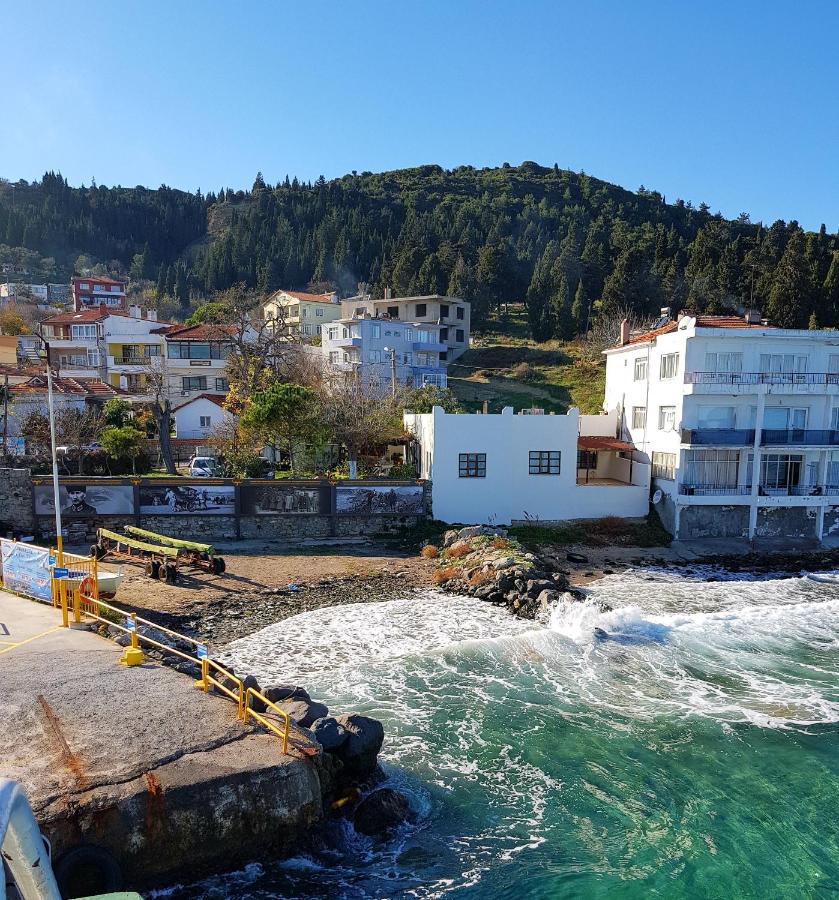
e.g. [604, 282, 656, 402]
[0, 539, 53, 602]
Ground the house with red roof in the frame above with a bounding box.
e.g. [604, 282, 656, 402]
[172, 393, 236, 439]
[263, 288, 341, 339]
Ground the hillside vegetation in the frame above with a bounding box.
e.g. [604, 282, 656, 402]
[1, 163, 838, 341]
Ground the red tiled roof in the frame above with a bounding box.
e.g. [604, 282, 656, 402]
[72, 275, 126, 286]
[619, 314, 772, 347]
[41, 308, 172, 327]
[9, 375, 126, 396]
[0, 364, 41, 377]
[161, 324, 237, 341]
[175, 392, 229, 410]
[577, 436, 635, 452]
[270, 289, 336, 305]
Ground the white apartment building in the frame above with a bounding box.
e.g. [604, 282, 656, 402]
[323, 317, 449, 389]
[341, 293, 470, 362]
[264, 289, 342, 338]
[605, 312, 839, 544]
[404, 406, 650, 524]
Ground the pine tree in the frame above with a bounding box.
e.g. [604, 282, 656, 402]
[552, 276, 575, 340]
[824, 252, 839, 326]
[571, 278, 587, 332]
[767, 231, 812, 328]
[156, 263, 166, 298]
[526, 242, 558, 342]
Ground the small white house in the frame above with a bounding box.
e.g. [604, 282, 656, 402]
[173, 394, 236, 439]
[403, 406, 650, 525]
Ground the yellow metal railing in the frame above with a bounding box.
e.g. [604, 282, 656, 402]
[74, 590, 292, 755]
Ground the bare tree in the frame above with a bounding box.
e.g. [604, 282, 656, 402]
[142, 357, 177, 474]
[54, 406, 103, 474]
[579, 305, 656, 363]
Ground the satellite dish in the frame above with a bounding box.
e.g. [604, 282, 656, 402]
[652, 489, 663, 505]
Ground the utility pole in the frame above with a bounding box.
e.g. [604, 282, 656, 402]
[2, 373, 8, 457]
[46, 360, 63, 563]
[385, 347, 397, 397]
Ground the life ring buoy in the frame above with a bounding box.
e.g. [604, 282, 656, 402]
[79, 575, 95, 599]
[54, 844, 123, 897]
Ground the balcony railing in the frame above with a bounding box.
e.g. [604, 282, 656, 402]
[681, 428, 756, 446]
[679, 483, 839, 497]
[679, 484, 751, 496]
[760, 429, 839, 446]
[685, 372, 839, 386]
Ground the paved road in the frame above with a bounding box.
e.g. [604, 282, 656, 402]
[0, 590, 255, 812]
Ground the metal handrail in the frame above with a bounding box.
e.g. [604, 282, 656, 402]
[685, 372, 839, 386]
[244, 687, 291, 756]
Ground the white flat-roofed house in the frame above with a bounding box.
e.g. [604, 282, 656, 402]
[403, 406, 650, 525]
[323, 317, 449, 389]
[604, 311, 839, 544]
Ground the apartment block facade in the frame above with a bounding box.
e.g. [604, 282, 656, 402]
[263, 289, 342, 338]
[71, 276, 127, 312]
[341, 294, 470, 362]
[605, 312, 839, 543]
[322, 317, 448, 388]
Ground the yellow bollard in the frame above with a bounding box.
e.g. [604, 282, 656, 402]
[194, 656, 210, 692]
[59, 582, 68, 629]
[120, 614, 144, 666]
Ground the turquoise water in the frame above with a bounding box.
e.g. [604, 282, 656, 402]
[164, 569, 839, 899]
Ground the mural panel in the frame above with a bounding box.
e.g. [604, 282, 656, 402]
[336, 485, 424, 515]
[139, 484, 236, 515]
[34, 484, 135, 517]
[240, 484, 322, 515]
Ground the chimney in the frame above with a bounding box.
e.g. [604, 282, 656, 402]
[619, 319, 630, 346]
[384, 286, 392, 300]
[743, 308, 761, 324]
[482, 400, 489, 415]
[129, 304, 140, 318]
[660, 306, 671, 319]
[146, 308, 158, 322]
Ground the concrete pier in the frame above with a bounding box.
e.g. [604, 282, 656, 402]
[0, 590, 330, 891]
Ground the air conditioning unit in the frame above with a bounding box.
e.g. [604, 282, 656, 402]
[181, 390, 191, 396]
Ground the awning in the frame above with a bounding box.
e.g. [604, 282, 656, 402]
[577, 436, 635, 452]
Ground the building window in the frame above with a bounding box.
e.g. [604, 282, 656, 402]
[529, 450, 561, 475]
[440, 351, 448, 361]
[683, 450, 739, 488]
[415, 303, 427, 317]
[758, 453, 803, 490]
[368, 350, 382, 363]
[168, 342, 228, 360]
[302, 324, 314, 336]
[199, 416, 212, 428]
[327, 326, 339, 340]
[456, 306, 465, 320]
[440, 304, 449, 318]
[329, 351, 340, 364]
[459, 452, 486, 478]
[651, 452, 677, 480]
[182, 376, 207, 392]
[301, 308, 308, 318]
[697, 406, 736, 429]
[759, 353, 808, 374]
[404, 352, 413, 365]
[440, 327, 449, 340]
[387, 306, 399, 318]
[632, 406, 647, 429]
[577, 450, 598, 470]
[659, 353, 679, 380]
[287, 304, 300, 318]
[70, 324, 98, 339]
[215, 378, 228, 392]
[658, 405, 676, 431]
[372, 324, 381, 338]
[316, 308, 324, 317]
[705, 352, 742, 373]
[456, 329, 465, 343]
[634, 357, 648, 381]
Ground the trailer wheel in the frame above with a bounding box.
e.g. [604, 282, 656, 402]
[146, 560, 161, 579]
[90, 544, 99, 558]
[217, 556, 226, 573]
[210, 556, 224, 575]
[165, 564, 178, 584]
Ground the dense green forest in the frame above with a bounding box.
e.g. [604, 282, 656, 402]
[2, 163, 838, 336]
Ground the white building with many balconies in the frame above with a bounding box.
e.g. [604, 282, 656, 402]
[322, 317, 449, 389]
[604, 311, 839, 544]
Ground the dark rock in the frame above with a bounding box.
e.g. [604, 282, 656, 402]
[278, 699, 329, 728]
[242, 675, 265, 713]
[567, 552, 589, 564]
[264, 684, 311, 704]
[334, 714, 384, 775]
[353, 788, 411, 836]
[310, 717, 348, 752]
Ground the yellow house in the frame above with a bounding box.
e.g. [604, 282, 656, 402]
[263, 289, 342, 339]
[0, 335, 18, 366]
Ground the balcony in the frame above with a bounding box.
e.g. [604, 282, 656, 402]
[412, 340, 448, 353]
[679, 484, 752, 496]
[679, 483, 839, 498]
[685, 372, 839, 394]
[330, 336, 362, 349]
[681, 428, 756, 446]
[760, 429, 839, 447]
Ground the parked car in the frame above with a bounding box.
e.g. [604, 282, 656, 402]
[56, 442, 103, 455]
[188, 456, 221, 477]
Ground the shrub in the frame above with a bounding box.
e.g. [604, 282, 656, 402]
[446, 542, 472, 559]
[490, 537, 511, 550]
[420, 544, 439, 559]
[432, 567, 459, 584]
[467, 569, 494, 587]
[511, 361, 538, 383]
[388, 463, 418, 480]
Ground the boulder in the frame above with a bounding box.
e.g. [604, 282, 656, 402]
[264, 684, 311, 704]
[353, 788, 411, 836]
[278, 699, 329, 728]
[447, 540, 472, 557]
[334, 714, 385, 775]
[242, 675, 265, 712]
[457, 525, 486, 540]
[310, 717, 348, 752]
[443, 530, 459, 547]
[536, 589, 561, 610]
[492, 556, 515, 570]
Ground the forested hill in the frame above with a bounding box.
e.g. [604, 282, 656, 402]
[2, 163, 838, 338]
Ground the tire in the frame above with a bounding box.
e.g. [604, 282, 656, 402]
[210, 556, 223, 575]
[165, 564, 178, 584]
[89, 544, 99, 558]
[146, 560, 161, 580]
[216, 556, 226, 573]
[54, 844, 123, 898]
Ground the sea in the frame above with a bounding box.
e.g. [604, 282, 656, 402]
[156, 566, 839, 899]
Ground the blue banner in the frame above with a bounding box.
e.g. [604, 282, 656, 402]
[0, 539, 53, 603]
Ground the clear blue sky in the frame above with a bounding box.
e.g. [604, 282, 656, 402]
[2, 1, 837, 230]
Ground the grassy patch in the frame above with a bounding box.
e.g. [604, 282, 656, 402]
[510, 512, 671, 549]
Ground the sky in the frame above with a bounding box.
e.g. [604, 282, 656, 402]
[2, 1, 838, 230]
